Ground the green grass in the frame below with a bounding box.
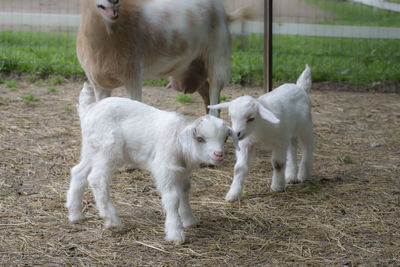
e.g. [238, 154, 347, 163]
[21, 93, 38, 105]
[301, 0, 400, 27]
[0, 30, 399, 87]
[27, 75, 37, 83]
[48, 87, 57, 93]
[5, 79, 18, 90]
[338, 154, 357, 164]
[0, 31, 82, 78]
[175, 94, 193, 104]
[49, 75, 64, 85]
[232, 34, 400, 86]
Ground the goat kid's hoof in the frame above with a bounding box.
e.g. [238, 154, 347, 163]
[225, 191, 242, 202]
[104, 217, 122, 230]
[183, 217, 200, 228]
[165, 229, 185, 244]
[270, 185, 285, 192]
[68, 212, 85, 223]
[285, 175, 299, 184]
[296, 175, 309, 183]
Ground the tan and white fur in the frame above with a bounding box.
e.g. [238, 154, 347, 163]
[77, 0, 252, 116]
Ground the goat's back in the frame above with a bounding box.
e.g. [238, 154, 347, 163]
[81, 97, 189, 168]
[258, 84, 311, 128]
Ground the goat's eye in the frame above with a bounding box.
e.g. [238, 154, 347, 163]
[196, 137, 205, 143]
[247, 117, 255, 123]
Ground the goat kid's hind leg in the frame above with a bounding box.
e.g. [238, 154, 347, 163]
[88, 161, 121, 230]
[285, 137, 299, 184]
[178, 178, 199, 228]
[226, 141, 253, 201]
[270, 148, 287, 192]
[66, 161, 91, 222]
[297, 127, 314, 182]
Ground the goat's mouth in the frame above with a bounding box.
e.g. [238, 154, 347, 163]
[97, 5, 119, 20]
[212, 157, 224, 164]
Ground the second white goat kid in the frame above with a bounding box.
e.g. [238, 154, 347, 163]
[209, 65, 314, 201]
[66, 83, 239, 244]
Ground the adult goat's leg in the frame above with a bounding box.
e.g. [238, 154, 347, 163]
[125, 65, 143, 101]
[197, 82, 210, 114]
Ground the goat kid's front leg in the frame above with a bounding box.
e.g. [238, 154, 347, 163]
[160, 185, 185, 244]
[178, 178, 199, 228]
[270, 148, 287, 192]
[226, 141, 253, 201]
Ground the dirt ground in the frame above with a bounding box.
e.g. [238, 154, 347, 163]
[0, 79, 399, 266]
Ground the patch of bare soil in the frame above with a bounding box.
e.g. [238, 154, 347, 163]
[0, 79, 399, 266]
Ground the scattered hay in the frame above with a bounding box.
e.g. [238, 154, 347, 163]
[0, 80, 399, 266]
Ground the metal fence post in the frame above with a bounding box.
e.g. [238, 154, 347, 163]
[264, 0, 273, 92]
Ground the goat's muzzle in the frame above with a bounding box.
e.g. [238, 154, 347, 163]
[97, 4, 119, 20]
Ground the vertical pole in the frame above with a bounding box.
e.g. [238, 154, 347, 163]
[264, 0, 273, 92]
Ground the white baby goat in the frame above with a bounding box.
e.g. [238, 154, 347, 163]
[209, 65, 314, 201]
[66, 83, 239, 243]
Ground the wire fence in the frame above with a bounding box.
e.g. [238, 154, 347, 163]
[0, 0, 399, 87]
[228, 0, 400, 87]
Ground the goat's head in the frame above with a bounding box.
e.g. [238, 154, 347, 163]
[95, 0, 121, 23]
[178, 115, 239, 165]
[209, 96, 279, 140]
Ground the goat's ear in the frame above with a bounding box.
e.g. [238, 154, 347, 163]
[228, 127, 240, 151]
[208, 102, 230, 110]
[257, 103, 280, 124]
[178, 124, 195, 148]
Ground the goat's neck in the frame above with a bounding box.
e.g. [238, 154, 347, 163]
[80, 1, 140, 41]
[80, 3, 113, 38]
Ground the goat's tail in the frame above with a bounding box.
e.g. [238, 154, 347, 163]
[227, 7, 256, 23]
[296, 64, 312, 94]
[78, 82, 95, 119]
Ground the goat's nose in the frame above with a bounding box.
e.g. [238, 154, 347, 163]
[237, 132, 242, 139]
[214, 151, 223, 157]
[108, 0, 119, 4]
